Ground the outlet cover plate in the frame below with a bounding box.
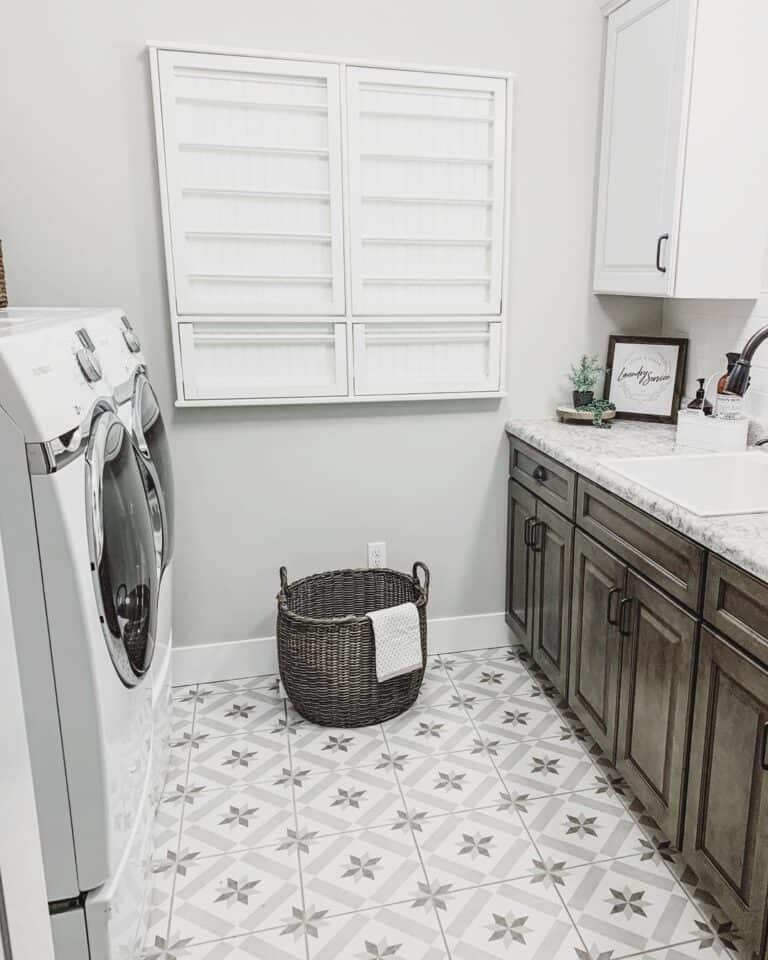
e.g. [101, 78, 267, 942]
[367, 542, 386, 568]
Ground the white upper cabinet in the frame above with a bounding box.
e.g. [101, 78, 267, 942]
[156, 52, 346, 316]
[594, 0, 768, 299]
[346, 67, 507, 316]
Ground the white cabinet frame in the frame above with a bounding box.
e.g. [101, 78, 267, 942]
[150, 43, 514, 406]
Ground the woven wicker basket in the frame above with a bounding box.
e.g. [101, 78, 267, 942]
[277, 562, 429, 727]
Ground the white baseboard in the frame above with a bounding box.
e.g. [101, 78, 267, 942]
[171, 611, 512, 686]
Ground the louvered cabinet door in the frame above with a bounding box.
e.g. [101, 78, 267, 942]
[178, 321, 347, 401]
[352, 321, 501, 396]
[346, 66, 507, 316]
[156, 51, 345, 316]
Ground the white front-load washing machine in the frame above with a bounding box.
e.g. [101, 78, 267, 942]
[84, 310, 175, 806]
[0, 307, 172, 958]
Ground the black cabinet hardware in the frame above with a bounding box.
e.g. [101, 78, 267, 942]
[530, 520, 545, 553]
[762, 721, 768, 772]
[656, 233, 669, 273]
[532, 465, 547, 482]
[607, 587, 622, 625]
[523, 516, 535, 547]
[618, 597, 633, 636]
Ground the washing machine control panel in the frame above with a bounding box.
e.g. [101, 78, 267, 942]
[0, 308, 120, 442]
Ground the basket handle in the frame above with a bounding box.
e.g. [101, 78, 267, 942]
[412, 561, 430, 601]
[279, 566, 289, 594]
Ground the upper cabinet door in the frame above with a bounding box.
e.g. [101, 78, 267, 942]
[346, 67, 508, 316]
[156, 51, 346, 316]
[593, 0, 692, 295]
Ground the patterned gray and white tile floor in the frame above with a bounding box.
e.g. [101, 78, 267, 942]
[141, 647, 746, 960]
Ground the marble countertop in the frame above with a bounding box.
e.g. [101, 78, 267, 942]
[505, 418, 768, 584]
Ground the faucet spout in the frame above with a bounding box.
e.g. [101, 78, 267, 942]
[725, 324, 768, 396]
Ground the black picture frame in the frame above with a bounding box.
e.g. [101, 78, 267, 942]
[603, 335, 689, 424]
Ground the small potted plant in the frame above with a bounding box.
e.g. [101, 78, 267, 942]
[582, 398, 616, 428]
[568, 354, 603, 408]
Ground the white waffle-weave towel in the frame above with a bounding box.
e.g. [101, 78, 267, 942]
[367, 602, 423, 683]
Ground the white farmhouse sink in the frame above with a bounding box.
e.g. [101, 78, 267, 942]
[598, 452, 768, 517]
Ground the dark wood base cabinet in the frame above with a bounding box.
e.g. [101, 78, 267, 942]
[505, 479, 572, 695]
[568, 533, 696, 843]
[616, 570, 697, 844]
[569, 531, 624, 759]
[684, 627, 768, 959]
[507, 432, 768, 958]
[506, 479, 536, 653]
[531, 500, 572, 695]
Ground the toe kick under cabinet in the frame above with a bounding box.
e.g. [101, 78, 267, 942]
[506, 432, 768, 959]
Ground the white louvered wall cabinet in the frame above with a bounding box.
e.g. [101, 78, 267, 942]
[150, 45, 513, 405]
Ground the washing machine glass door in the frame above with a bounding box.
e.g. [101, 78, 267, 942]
[132, 373, 174, 575]
[86, 411, 159, 686]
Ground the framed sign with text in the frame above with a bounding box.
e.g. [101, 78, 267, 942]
[604, 335, 688, 423]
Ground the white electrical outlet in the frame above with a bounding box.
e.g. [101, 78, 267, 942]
[367, 542, 387, 568]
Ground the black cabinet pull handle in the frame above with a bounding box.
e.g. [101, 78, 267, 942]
[523, 516, 535, 548]
[530, 520, 545, 553]
[618, 597, 633, 636]
[607, 587, 622, 625]
[761, 721, 768, 772]
[532, 465, 547, 482]
[656, 233, 669, 273]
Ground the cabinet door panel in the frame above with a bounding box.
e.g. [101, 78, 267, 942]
[684, 627, 768, 957]
[346, 66, 507, 316]
[532, 500, 573, 696]
[156, 50, 346, 316]
[616, 571, 696, 844]
[506, 480, 536, 652]
[568, 531, 626, 758]
[593, 0, 692, 295]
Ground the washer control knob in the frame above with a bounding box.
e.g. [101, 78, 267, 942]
[122, 329, 141, 354]
[76, 348, 102, 382]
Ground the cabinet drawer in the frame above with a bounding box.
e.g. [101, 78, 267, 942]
[576, 479, 704, 610]
[704, 555, 768, 665]
[507, 435, 576, 519]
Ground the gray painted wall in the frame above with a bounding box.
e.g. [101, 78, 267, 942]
[0, 0, 661, 648]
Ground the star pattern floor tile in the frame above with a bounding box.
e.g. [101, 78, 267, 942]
[169, 845, 301, 944]
[415, 808, 538, 889]
[442, 879, 584, 959]
[520, 789, 647, 866]
[300, 826, 424, 916]
[143, 644, 747, 960]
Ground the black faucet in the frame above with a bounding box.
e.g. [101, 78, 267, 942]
[724, 324, 768, 396]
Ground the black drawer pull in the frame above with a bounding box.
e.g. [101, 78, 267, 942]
[618, 597, 634, 637]
[607, 587, 622, 625]
[532, 465, 547, 482]
[762, 721, 768, 772]
[656, 233, 669, 273]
